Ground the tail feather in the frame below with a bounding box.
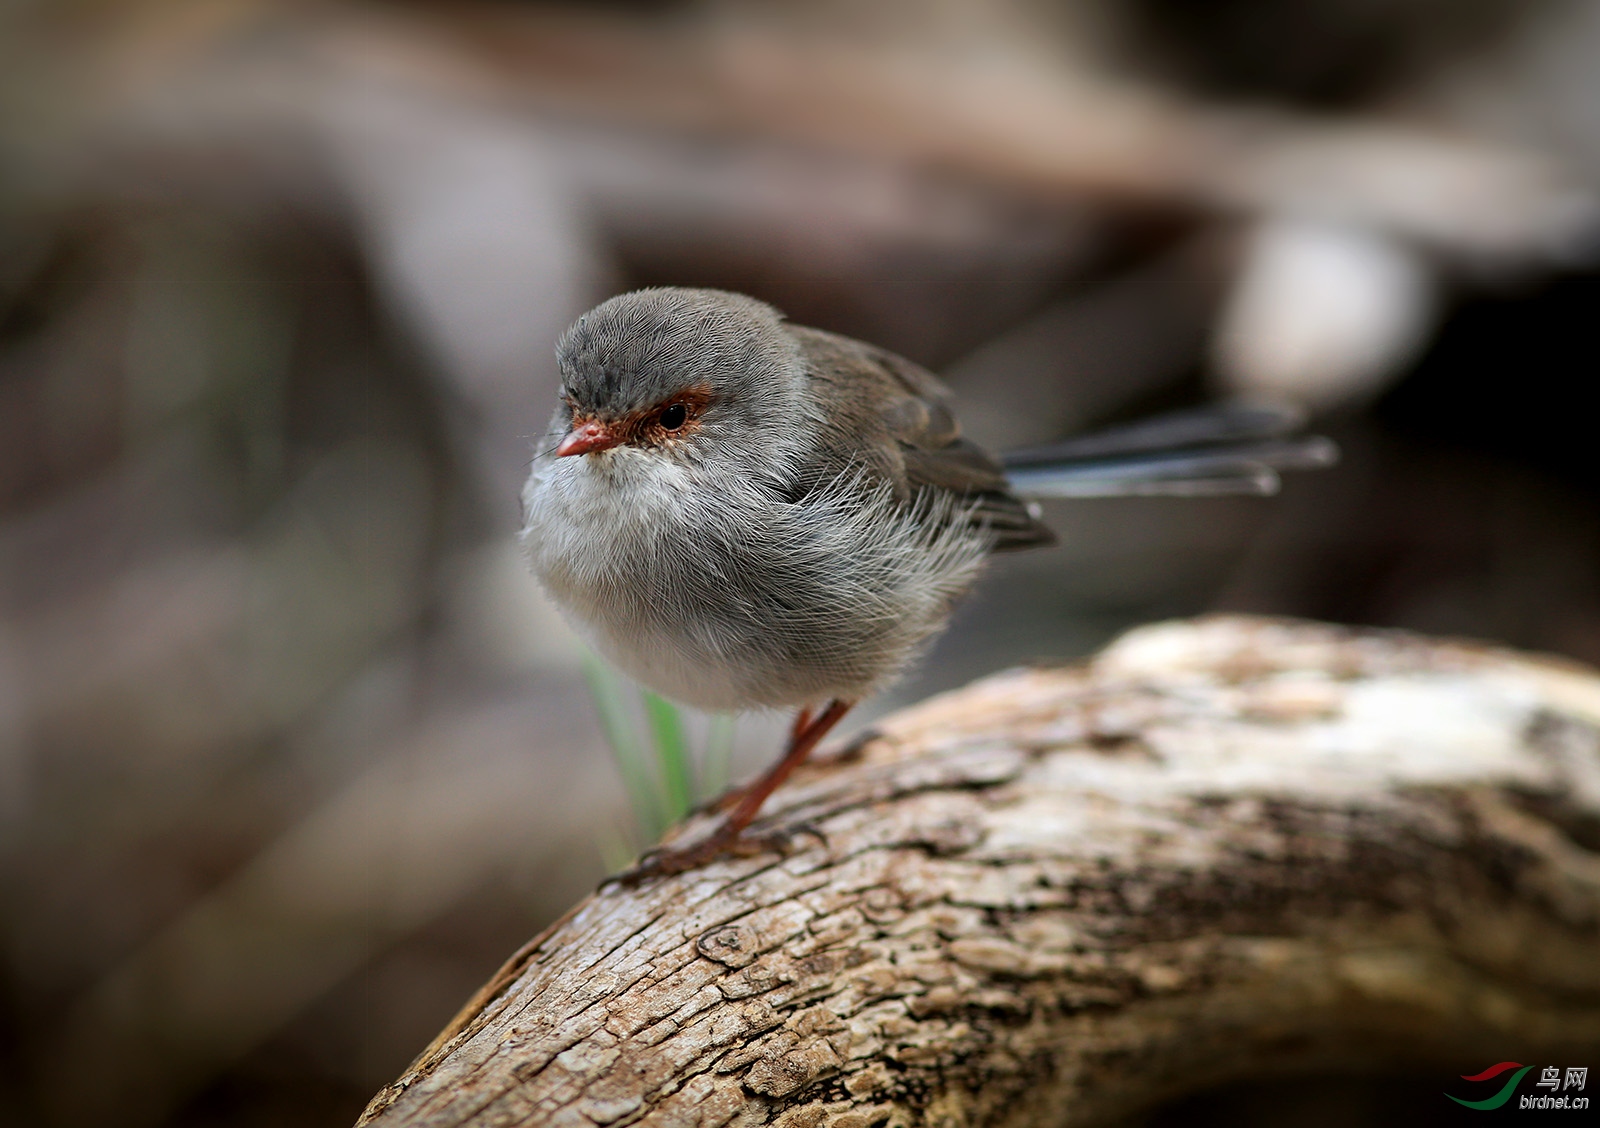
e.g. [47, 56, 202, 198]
[1001, 405, 1336, 500]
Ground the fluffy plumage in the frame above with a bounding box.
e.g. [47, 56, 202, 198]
[521, 287, 1040, 710]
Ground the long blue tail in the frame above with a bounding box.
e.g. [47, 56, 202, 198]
[1002, 403, 1337, 498]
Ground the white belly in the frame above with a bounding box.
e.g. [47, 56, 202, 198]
[521, 450, 989, 711]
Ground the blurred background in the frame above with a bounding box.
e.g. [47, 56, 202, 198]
[3, 1, 1600, 1125]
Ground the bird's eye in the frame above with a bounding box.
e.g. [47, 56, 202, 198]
[659, 403, 688, 430]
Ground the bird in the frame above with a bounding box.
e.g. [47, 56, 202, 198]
[520, 287, 1334, 880]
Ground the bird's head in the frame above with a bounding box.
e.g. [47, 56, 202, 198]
[548, 288, 806, 466]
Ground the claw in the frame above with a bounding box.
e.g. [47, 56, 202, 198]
[605, 699, 855, 888]
[610, 825, 776, 886]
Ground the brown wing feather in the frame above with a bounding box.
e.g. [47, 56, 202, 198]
[789, 326, 1054, 552]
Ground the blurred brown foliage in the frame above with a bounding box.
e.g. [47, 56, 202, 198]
[2, 1, 1600, 1125]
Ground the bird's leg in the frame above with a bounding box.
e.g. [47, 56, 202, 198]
[620, 700, 852, 883]
[717, 701, 847, 840]
[697, 706, 813, 815]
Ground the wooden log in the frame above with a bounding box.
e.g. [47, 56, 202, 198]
[358, 616, 1600, 1126]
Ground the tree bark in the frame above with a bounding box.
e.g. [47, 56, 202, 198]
[358, 616, 1600, 1127]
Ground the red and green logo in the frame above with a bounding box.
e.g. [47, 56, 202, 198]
[1447, 1062, 1532, 1109]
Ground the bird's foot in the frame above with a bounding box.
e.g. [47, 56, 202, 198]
[608, 822, 818, 888]
[606, 700, 852, 889]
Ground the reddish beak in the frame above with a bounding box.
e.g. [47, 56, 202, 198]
[556, 420, 623, 457]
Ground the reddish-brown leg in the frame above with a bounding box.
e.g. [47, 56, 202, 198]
[717, 700, 848, 839]
[699, 706, 816, 815]
[621, 700, 853, 882]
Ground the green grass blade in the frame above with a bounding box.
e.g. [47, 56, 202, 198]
[643, 691, 695, 822]
[703, 713, 735, 798]
[582, 654, 668, 838]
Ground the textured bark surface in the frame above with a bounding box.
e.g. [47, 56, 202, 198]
[359, 616, 1600, 1127]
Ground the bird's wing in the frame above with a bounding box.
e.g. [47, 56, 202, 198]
[790, 327, 1054, 551]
